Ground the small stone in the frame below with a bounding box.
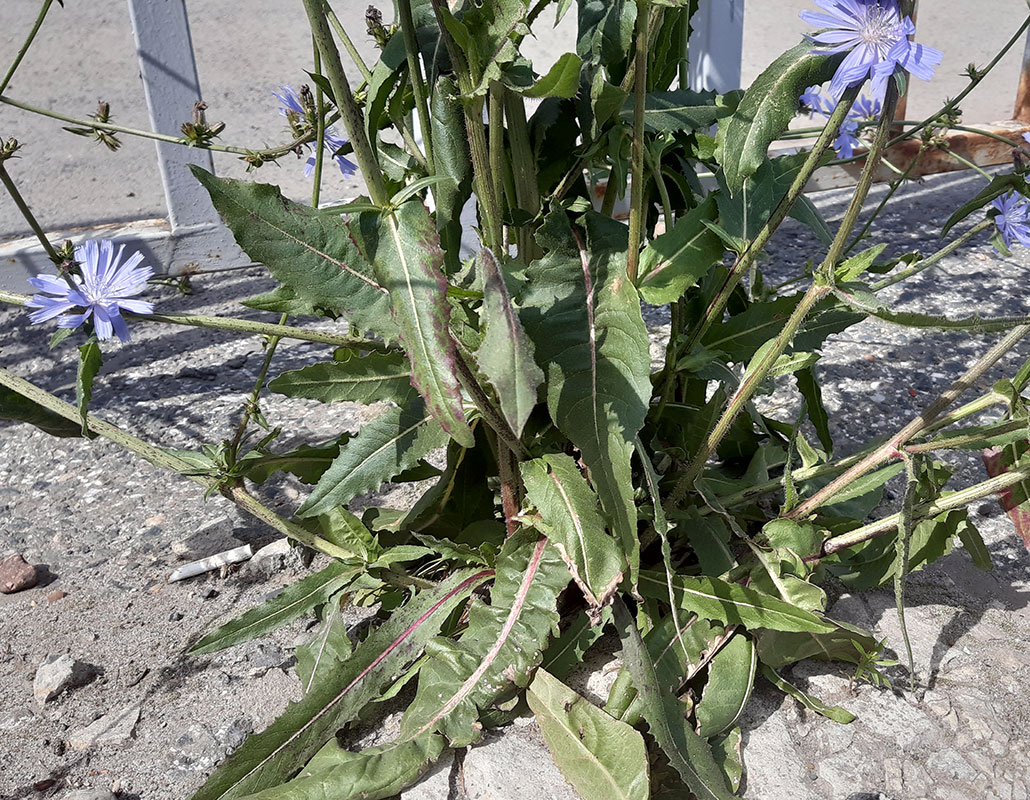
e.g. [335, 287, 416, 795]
[169, 611, 185, 622]
[247, 539, 312, 578]
[171, 517, 241, 561]
[203, 588, 220, 600]
[0, 706, 34, 731]
[47, 589, 68, 603]
[33, 655, 93, 706]
[68, 704, 140, 751]
[59, 790, 117, 800]
[0, 554, 39, 593]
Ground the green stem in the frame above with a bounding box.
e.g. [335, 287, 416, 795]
[397, 0, 435, 172]
[488, 83, 507, 246]
[904, 419, 1027, 454]
[0, 162, 62, 265]
[227, 312, 288, 462]
[643, 146, 674, 230]
[0, 367, 352, 561]
[504, 89, 541, 261]
[872, 219, 993, 291]
[0, 94, 318, 160]
[844, 144, 925, 256]
[324, 0, 372, 84]
[0, 289, 389, 351]
[938, 146, 994, 180]
[302, 0, 389, 205]
[312, 40, 327, 208]
[627, 0, 651, 284]
[671, 83, 901, 504]
[1, 0, 56, 95]
[788, 323, 1030, 520]
[674, 89, 859, 369]
[427, 0, 502, 250]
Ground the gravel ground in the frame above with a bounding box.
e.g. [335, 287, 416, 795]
[2, 169, 1030, 799]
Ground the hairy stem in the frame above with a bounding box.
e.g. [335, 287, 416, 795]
[302, 0, 389, 205]
[789, 323, 1030, 520]
[397, 0, 435, 172]
[0, 94, 321, 160]
[822, 462, 1030, 555]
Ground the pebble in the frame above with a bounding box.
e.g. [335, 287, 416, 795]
[0, 553, 39, 593]
[246, 539, 311, 578]
[59, 790, 117, 800]
[47, 589, 67, 603]
[68, 704, 141, 751]
[33, 654, 91, 706]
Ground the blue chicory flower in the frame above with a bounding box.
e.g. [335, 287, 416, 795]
[274, 86, 357, 178]
[992, 191, 1030, 250]
[801, 0, 942, 100]
[800, 84, 883, 158]
[26, 239, 153, 342]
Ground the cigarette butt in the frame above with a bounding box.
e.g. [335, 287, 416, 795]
[168, 544, 252, 583]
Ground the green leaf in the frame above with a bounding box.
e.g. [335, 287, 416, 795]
[295, 591, 353, 693]
[528, 668, 650, 800]
[756, 617, 877, 668]
[317, 508, 381, 562]
[620, 89, 733, 132]
[541, 608, 612, 680]
[636, 571, 834, 633]
[956, 515, 993, 571]
[190, 168, 394, 337]
[369, 201, 474, 447]
[819, 462, 905, 510]
[476, 249, 544, 437]
[521, 212, 652, 586]
[760, 664, 856, 723]
[577, 0, 636, 67]
[836, 244, 888, 283]
[522, 52, 583, 98]
[638, 196, 723, 305]
[298, 398, 449, 518]
[76, 338, 102, 436]
[942, 172, 1030, 236]
[239, 436, 351, 485]
[400, 531, 570, 747]
[612, 599, 735, 800]
[795, 367, 833, 454]
[716, 42, 844, 194]
[695, 634, 757, 738]
[269, 351, 415, 406]
[522, 453, 625, 608]
[189, 568, 490, 800]
[430, 76, 473, 269]
[238, 735, 445, 800]
[189, 561, 362, 655]
[709, 729, 744, 794]
[0, 383, 83, 438]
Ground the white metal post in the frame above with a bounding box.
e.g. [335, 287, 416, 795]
[125, 0, 247, 274]
[689, 0, 745, 93]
